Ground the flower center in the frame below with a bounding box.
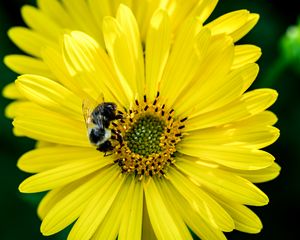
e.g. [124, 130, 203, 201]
[125, 114, 165, 157]
[111, 93, 187, 179]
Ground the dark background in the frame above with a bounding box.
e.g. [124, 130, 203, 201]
[0, 0, 299, 239]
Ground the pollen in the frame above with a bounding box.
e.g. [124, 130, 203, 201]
[111, 92, 186, 179]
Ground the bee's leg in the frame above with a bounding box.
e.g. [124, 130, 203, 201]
[104, 151, 113, 157]
[114, 110, 123, 120]
[97, 141, 114, 155]
[116, 132, 123, 144]
[111, 129, 123, 144]
[114, 158, 125, 167]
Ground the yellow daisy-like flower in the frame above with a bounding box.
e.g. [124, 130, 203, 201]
[4, 0, 280, 239]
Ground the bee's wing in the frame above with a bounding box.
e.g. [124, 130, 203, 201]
[82, 92, 105, 126]
[82, 98, 96, 126]
[96, 92, 105, 103]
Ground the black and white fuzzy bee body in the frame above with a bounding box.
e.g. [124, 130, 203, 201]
[83, 101, 122, 154]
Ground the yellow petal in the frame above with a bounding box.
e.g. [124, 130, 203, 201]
[16, 74, 83, 120]
[225, 162, 281, 183]
[160, 0, 199, 32]
[87, 0, 113, 32]
[188, 0, 218, 24]
[92, 176, 133, 240]
[177, 157, 269, 205]
[17, 146, 97, 173]
[232, 45, 261, 69]
[141, 194, 157, 240]
[237, 63, 260, 93]
[168, 169, 234, 232]
[177, 60, 244, 116]
[103, 16, 136, 103]
[185, 124, 279, 150]
[41, 47, 87, 99]
[63, 32, 111, 101]
[116, 4, 145, 96]
[217, 199, 262, 233]
[38, 178, 85, 219]
[63, 31, 131, 106]
[13, 106, 89, 146]
[155, 179, 193, 239]
[178, 143, 274, 170]
[37, 0, 75, 28]
[35, 141, 57, 148]
[144, 178, 192, 239]
[4, 55, 53, 78]
[160, 180, 227, 240]
[206, 10, 259, 42]
[231, 13, 259, 42]
[239, 89, 278, 115]
[133, 0, 161, 40]
[8, 27, 57, 58]
[118, 177, 143, 240]
[61, 0, 102, 43]
[67, 172, 125, 240]
[235, 110, 278, 126]
[160, 20, 209, 107]
[21, 5, 62, 40]
[4, 101, 31, 118]
[41, 166, 118, 236]
[145, 9, 171, 100]
[8, 101, 41, 118]
[173, 34, 234, 115]
[2, 82, 23, 100]
[19, 155, 113, 193]
[186, 89, 278, 131]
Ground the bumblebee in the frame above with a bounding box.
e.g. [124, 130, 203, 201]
[83, 101, 122, 154]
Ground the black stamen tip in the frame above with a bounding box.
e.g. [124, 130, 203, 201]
[169, 109, 174, 114]
[144, 105, 149, 111]
[156, 91, 160, 98]
[135, 99, 139, 106]
[180, 117, 188, 122]
[178, 125, 185, 129]
[153, 99, 157, 105]
[144, 95, 147, 103]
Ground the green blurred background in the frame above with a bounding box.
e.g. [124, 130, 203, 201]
[0, 0, 299, 239]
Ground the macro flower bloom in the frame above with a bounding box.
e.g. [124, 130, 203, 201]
[4, 0, 280, 239]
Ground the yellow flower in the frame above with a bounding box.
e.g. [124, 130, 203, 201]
[4, 0, 280, 239]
